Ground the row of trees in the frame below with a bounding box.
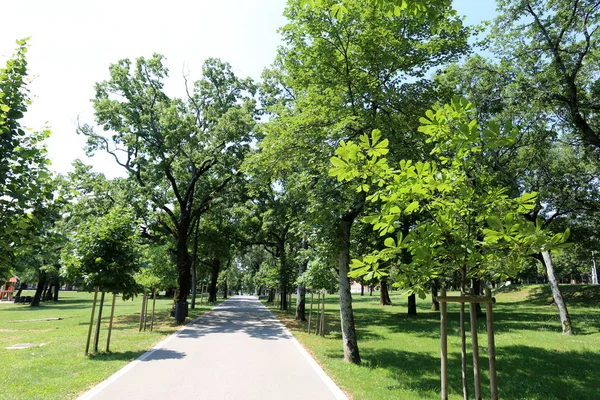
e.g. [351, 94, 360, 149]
[3, 0, 599, 363]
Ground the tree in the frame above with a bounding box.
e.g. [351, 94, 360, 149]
[0, 39, 52, 275]
[66, 206, 141, 296]
[330, 99, 569, 299]
[492, 1, 600, 151]
[259, 0, 469, 363]
[81, 55, 257, 321]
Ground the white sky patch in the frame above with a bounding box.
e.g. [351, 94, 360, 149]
[0, 0, 286, 179]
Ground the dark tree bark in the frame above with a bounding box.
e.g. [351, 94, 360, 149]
[431, 280, 439, 311]
[44, 284, 54, 302]
[472, 278, 483, 316]
[379, 277, 392, 305]
[30, 271, 47, 307]
[407, 293, 417, 316]
[267, 288, 276, 303]
[280, 287, 287, 311]
[223, 280, 228, 299]
[360, 281, 364, 296]
[53, 283, 60, 302]
[337, 197, 364, 364]
[174, 219, 192, 306]
[190, 217, 201, 309]
[208, 258, 220, 302]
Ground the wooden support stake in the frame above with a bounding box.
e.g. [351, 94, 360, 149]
[93, 291, 105, 353]
[150, 288, 157, 332]
[139, 292, 147, 332]
[106, 293, 117, 352]
[460, 302, 469, 400]
[143, 290, 150, 331]
[485, 288, 498, 400]
[85, 287, 99, 355]
[470, 289, 482, 400]
[307, 291, 314, 334]
[440, 288, 448, 400]
[315, 293, 321, 335]
[320, 292, 325, 336]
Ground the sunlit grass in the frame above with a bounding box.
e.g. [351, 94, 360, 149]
[0, 291, 220, 400]
[266, 285, 600, 400]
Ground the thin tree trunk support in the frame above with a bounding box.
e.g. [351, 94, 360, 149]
[85, 288, 99, 355]
[106, 294, 116, 352]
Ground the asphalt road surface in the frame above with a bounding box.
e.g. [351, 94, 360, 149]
[77, 296, 347, 400]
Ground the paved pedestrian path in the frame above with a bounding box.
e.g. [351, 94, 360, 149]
[78, 296, 347, 400]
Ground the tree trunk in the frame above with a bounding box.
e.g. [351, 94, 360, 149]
[472, 278, 483, 316]
[223, 280, 228, 299]
[280, 286, 287, 311]
[296, 262, 307, 321]
[380, 277, 392, 305]
[360, 281, 364, 296]
[191, 216, 200, 309]
[208, 258, 220, 302]
[53, 279, 60, 302]
[30, 271, 47, 307]
[369, 284, 374, 296]
[174, 220, 192, 306]
[338, 211, 361, 364]
[407, 293, 417, 316]
[541, 251, 573, 334]
[277, 239, 288, 312]
[44, 282, 54, 302]
[431, 280, 439, 311]
[267, 288, 275, 303]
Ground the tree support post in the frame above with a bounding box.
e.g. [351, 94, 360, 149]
[106, 293, 117, 352]
[85, 287, 99, 355]
[440, 288, 448, 400]
[469, 289, 482, 400]
[139, 292, 147, 332]
[460, 302, 469, 400]
[150, 288, 157, 331]
[307, 291, 314, 334]
[93, 291, 106, 353]
[320, 292, 326, 336]
[485, 288, 498, 400]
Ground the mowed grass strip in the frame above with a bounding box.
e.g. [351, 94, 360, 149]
[266, 285, 600, 400]
[0, 291, 221, 400]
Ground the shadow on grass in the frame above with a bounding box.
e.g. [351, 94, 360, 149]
[325, 344, 599, 400]
[525, 285, 600, 308]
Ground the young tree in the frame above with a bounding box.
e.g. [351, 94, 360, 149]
[331, 99, 569, 300]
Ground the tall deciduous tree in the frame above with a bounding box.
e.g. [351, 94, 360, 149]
[259, 0, 468, 363]
[81, 55, 256, 321]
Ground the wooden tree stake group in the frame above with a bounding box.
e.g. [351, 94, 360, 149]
[85, 288, 118, 355]
[437, 288, 498, 400]
[307, 291, 325, 336]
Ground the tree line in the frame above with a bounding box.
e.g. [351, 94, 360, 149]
[2, 0, 599, 363]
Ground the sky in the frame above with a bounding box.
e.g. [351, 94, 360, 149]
[0, 0, 497, 179]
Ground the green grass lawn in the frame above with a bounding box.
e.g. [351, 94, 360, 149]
[0, 291, 220, 400]
[267, 285, 600, 400]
